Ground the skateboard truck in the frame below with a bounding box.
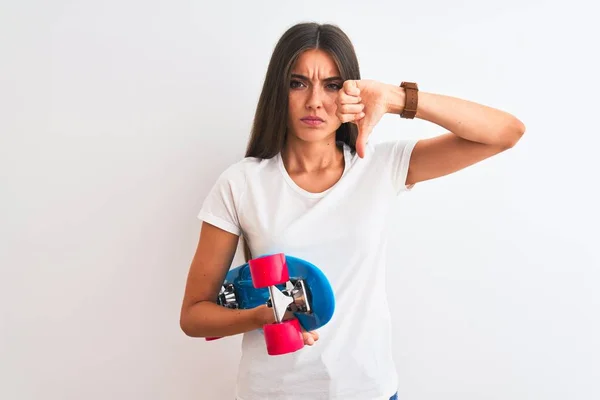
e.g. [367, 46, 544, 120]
[266, 279, 312, 317]
[217, 279, 312, 319]
[216, 283, 238, 309]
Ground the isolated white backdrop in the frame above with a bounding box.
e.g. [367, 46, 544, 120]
[1, 0, 599, 399]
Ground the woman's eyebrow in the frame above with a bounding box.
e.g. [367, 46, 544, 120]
[291, 74, 342, 82]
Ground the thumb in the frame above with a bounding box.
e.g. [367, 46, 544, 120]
[355, 120, 372, 158]
[356, 129, 365, 158]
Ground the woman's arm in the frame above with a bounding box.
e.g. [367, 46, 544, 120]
[388, 88, 525, 147]
[386, 87, 526, 185]
[180, 222, 271, 338]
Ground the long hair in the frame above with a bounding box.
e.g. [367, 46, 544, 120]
[242, 22, 361, 262]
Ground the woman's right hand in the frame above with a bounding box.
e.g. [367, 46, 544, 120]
[285, 309, 319, 345]
[254, 304, 319, 346]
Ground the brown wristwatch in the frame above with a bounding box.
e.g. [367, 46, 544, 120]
[400, 82, 419, 119]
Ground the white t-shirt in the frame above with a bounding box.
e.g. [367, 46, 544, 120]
[198, 139, 418, 400]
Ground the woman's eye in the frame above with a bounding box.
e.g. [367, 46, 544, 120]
[290, 81, 341, 90]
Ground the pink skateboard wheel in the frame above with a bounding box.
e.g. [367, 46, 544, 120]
[249, 253, 289, 288]
[263, 319, 304, 355]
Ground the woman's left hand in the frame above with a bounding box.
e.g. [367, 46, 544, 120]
[335, 79, 394, 158]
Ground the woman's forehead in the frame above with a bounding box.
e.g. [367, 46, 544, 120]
[291, 49, 340, 80]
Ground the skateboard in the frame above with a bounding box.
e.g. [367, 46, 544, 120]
[205, 253, 335, 356]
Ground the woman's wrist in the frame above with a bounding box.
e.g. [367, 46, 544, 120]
[385, 84, 406, 115]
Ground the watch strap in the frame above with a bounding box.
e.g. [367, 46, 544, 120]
[400, 81, 419, 119]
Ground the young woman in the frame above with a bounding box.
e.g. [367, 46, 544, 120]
[180, 22, 525, 400]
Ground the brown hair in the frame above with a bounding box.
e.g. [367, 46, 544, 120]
[242, 22, 362, 262]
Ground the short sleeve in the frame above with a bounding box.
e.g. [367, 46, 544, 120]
[374, 139, 419, 195]
[197, 162, 247, 236]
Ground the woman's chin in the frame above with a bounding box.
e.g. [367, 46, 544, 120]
[288, 127, 337, 143]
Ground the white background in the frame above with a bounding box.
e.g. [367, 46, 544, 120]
[1, 0, 599, 399]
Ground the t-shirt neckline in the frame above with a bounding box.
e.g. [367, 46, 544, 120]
[277, 142, 352, 199]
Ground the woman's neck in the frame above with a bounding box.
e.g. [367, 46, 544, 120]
[281, 136, 344, 174]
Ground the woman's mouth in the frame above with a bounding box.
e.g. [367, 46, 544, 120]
[301, 117, 324, 126]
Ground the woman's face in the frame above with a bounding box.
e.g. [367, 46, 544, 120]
[287, 49, 343, 144]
